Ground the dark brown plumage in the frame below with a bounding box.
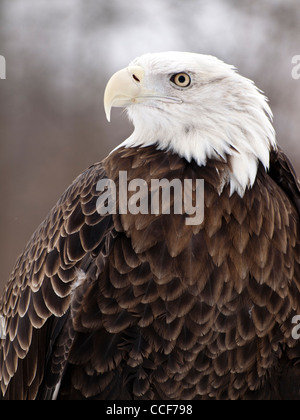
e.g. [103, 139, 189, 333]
[1, 145, 300, 400]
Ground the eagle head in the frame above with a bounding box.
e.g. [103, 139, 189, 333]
[104, 51, 276, 197]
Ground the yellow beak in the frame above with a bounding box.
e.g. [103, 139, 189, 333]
[104, 66, 152, 122]
[104, 65, 182, 122]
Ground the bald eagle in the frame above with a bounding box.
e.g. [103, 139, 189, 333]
[1, 52, 300, 400]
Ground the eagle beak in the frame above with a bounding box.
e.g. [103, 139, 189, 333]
[104, 66, 150, 122]
[104, 66, 182, 122]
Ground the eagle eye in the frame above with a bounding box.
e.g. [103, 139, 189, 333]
[171, 72, 191, 88]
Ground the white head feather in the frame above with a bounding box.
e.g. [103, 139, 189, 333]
[111, 51, 276, 197]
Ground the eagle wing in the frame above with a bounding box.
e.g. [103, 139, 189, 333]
[0, 163, 114, 399]
[267, 147, 300, 399]
[269, 147, 300, 214]
[2, 146, 300, 400]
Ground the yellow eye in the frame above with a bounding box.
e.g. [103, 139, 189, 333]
[171, 72, 191, 88]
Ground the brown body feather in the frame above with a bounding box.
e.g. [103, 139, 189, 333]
[1, 145, 300, 400]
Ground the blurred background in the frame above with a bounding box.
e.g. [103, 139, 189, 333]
[1, 0, 300, 294]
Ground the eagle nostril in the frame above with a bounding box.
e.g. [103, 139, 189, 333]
[132, 74, 140, 83]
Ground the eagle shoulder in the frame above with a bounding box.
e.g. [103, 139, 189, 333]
[0, 163, 114, 399]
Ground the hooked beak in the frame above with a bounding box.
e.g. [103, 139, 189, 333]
[104, 65, 181, 122]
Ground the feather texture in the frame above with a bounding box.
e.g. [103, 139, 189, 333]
[0, 147, 300, 399]
[1, 145, 300, 400]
